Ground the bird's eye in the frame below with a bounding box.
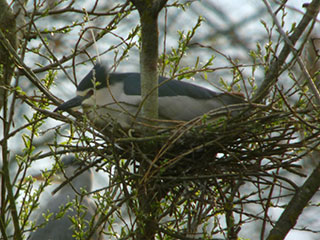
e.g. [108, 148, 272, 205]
[85, 89, 94, 98]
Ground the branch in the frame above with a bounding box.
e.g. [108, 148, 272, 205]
[130, 0, 167, 131]
[0, 1, 21, 239]
[263, 2, 320, 238]
[0, 0, 17, 110]
[126, 2, 168, 239]
[266, 160, 320, 240]
[263, 0, 320, 105]
[0, 28, 60, 105]
[253, 0, 320, 103]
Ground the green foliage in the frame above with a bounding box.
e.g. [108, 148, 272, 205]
[161, 16, 206, 79]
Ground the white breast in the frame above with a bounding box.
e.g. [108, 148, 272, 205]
[81, 82, 143, 129]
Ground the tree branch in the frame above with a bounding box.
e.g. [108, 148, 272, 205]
[0, 0, 17, 110]
[253, 0, 320, 103]
[266, 159, 320, 240]
[262, 0, 320, 105]
[130, 0, 167, 130]
[127, 1, 167, 240]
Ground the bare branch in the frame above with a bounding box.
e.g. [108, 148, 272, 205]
[266, 160, 320, 240]
[253, 0, 320, 103]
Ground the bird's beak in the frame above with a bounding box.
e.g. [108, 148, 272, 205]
[55, 95, 85, 111]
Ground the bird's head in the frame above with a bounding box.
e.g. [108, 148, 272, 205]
[56, 63, 109, 111]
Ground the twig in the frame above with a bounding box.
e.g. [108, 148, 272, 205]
[263, 0, 320, 105]
[253, 0, 320, 103]
[266, 162, 320, 240]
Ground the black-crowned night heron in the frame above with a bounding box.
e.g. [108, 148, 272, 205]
[57, 63, 245, 130]
[29, 156, 101, 240]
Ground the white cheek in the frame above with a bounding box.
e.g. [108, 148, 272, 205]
[81, 83, 142, 109]
[80, 83, 143, 129]
[82, 89, 110, 106]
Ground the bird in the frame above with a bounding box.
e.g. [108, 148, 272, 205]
[56, 63, 246, 130]
[29, 155, 101, 240]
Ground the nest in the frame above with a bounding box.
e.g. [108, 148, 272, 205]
[86, 103, 310, 194]
[52, 101, 318, 237]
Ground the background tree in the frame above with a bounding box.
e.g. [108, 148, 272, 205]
[0, 0, 320, 240]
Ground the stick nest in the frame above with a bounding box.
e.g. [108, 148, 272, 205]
[95, 104, 315, 191]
